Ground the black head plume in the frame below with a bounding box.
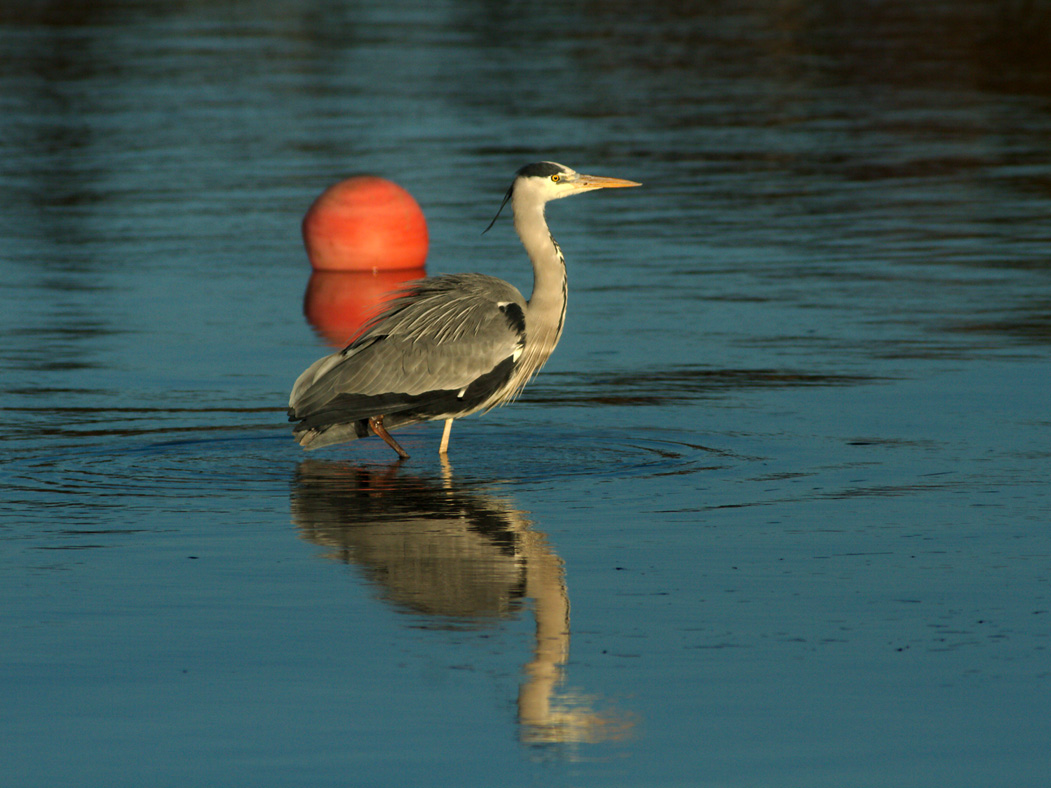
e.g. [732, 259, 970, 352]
[482, 183, 514, 235]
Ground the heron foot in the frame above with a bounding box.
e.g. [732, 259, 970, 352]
[368, 415, 410, 459]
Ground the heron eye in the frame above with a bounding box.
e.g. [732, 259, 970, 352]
[550, 174, 560, 182]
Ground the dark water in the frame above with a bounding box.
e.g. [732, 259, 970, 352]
[3, 1, 1051, 785]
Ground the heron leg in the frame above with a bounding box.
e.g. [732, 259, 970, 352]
[368, 415, 410, 459]
[439, 418, 453, 455]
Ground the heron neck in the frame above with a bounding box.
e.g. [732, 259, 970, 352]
[514, 199, 567, 333]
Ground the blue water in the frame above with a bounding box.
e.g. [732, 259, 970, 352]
[3, 1, 1051, 786]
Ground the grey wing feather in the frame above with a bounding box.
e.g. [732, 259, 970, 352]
[289, 274, 526, 417]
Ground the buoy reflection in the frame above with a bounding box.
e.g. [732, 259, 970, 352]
[289, 460, 635, 748]
[302, 268, 426, 348]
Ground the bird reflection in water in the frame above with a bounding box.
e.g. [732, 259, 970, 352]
[290, 459, 634, 748]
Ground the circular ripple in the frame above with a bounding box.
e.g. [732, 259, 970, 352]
[391, 424, 748, 483]
[4, 430, 290, 506]
[4, 421, 750, 527]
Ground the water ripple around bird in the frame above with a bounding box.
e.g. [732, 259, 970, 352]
[2, 414, 745, 522]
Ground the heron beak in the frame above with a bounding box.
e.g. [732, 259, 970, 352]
[574, 174, 642, 192]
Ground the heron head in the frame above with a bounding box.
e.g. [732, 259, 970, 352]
[483, 161, 640, 233]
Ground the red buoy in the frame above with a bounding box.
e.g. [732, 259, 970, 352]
[302, 176, 428, 272]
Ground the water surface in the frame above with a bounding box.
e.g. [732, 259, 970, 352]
[2, 1, 1050, 786]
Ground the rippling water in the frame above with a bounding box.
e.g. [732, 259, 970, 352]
[3, 1, 1051, 786]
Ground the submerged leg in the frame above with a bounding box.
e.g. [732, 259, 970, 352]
[368, 415, 410, 459]
[439, 418, 453, 455]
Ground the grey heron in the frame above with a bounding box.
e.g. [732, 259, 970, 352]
[288, 161, 640, 458]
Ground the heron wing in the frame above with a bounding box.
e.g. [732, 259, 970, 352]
[289, 274, 527, 423]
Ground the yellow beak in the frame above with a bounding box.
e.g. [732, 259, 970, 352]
[575, 174, 643, 191]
